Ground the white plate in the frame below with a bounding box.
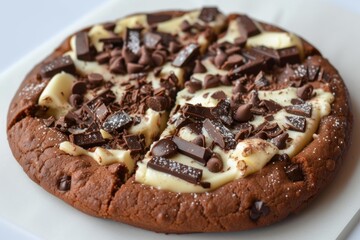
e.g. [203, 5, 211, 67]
[0, 0, 359, 239]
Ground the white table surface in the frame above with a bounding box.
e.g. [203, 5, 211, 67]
[0, 0, 359, 239]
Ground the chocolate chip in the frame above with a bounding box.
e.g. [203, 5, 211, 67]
[40, 56, 76, 78]
[285, 103, 312, 117]
[192, 135, 205, 147]
[285, 164, 304, 182]
[172, 43, 200, 67]
[69, 94, 83, 108]
[234, 104, 253, 122]
[96, 52, 111, 64]
[148, 156, 203, 185]
[206, 154, 223, 173]
[222, 54, 244, 70]
[151, 138, 178, 158]
[185, 79, 202, 93]
[58, 175, 71, 191]
[193, 60, 207, 73]
[103, 22, 116, 31]
[203, 119, 236, 150]
[220, 75, 232, 86]
[291, 98, 305, 105]
[124, 134, 143, 153]
[75, 32, 93, 61]
[271, 132, 288, 150]
[72, 81, 87, 95]
[211, 91, 227, 100]
[172, 136, 212, 165]
[232, 80, 246, 94]
[127, 62, 144, 74]
[69, 131, 107, 148]
[88, 73, 104, 86]
[214, 49, 227, 68]
[199, 7, 219, 22]
[297, 84, 314, 101]
[260, 100, 282, 113]
[146, 96, 169, 111]
[286, 116, 306, 132]
[168, 41, 182, 53]
[204, 74, 220, 89]
[109, 56, 127, 74]
[249, 200, 269, 221]
[125, 28, 142, 54]
[102, 111, 132, 132]
[237, 15, 261, 38]
[180, 20, 192, 32]
[146, 13, 172, 25]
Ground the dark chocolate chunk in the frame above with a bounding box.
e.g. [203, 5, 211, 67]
[222, 54, 245, 70]
[75, 32, 93, 61]
[85, 89, 116, 109]
[297, 84, 314, 101]
[291, 98, 305, 105]
[204, 74, 220, 89]
[146, 96, 169, 111]
[94, 103, 110, 122]
[125, 28, 142, 54]
[69, 94, 83, 108]
[185, 79, 202, 93]
[230, 58, 265, 79]
[172, 43, 200, 67]
[203, 119, 236, 150]
[147, 13, 172, 25]
[172, 136, 212, 165]
[252, 46, 279, 61]
[260, 99, 282, 113]
[235, 124, 253, 140]
[211, 91, 227, 100]
[186, 122, 203, 135]
[175, 116, 192, 129]
[148, 157, 203, 185]
[96, 52, 111, 64]
[124, 134, 143, 153]
[151, 138, 178, 158]
[286, 116, 306, 132]
[88, 73, 104, 86]
[307, 65, 320, 81]
[102, 111, 132, 132]
[193, 60, 207, 73]
[285, 163, 304, 182]
[144, 32, 162, 49]
[99, 37, 123, 48]
[211, 99, 233, 125]
[285, 103, 312, 117]
[182, 104, 214, 120]
[199, 7, 219, 22]
[237, 15, 261, 38]
[206, 154, 223, 173]
[234, 104, 253, 122]
[278, 46, 301, 65]
[249, 200, 270, 221]
[58, 175, 71, 191]
[271, 132, 288, 150]
[72, 81, 87, 95]
[40, 55, 76, 78]
[69, 131, 106, 148]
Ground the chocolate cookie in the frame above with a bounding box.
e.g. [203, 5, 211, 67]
[7, 7, 352, 233]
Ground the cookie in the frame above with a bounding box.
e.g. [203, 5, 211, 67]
[7, 7, 352, 233]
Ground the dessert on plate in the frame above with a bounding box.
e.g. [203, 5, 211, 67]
[7, 7, 352, 233]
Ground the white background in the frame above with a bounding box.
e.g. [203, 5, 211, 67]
[0, 0, 359, 239]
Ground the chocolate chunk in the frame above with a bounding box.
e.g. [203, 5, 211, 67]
[186, 122, 203, 135]
[278, 46, 301, 65]
[94, 103, 110, 122]
[235, 123, 253, 140]
[211, 99, 233, 125]
[234, 104, 253, 122]
[204, 74, 220, 89]
[109, 56, 127, 74]
[211, 91, 227, 100]
[193, 60, 207, 73]
[72, 81, 87, 95]
[125, 28, 142, 54]
[222, 54, 245, 70]
[148, 157, 203, 185]
[85, 89, 116, 109]
[297, 84, 314, 101]
[102, 111, 132, 132]
[285, 164, 304, 182]
[260, 100, 282, 113]
[88, 73, 104, 86]
[168, 41, 182, 53]
[286, 116, 306, 132]
[271, 132, 288, 150]
[253, 46, 279, 61]
[99, 37, 123, 48]
[172, 43, 200, 67]
[146, 96, 169, 111]
[199, 7, 219, 22]
[172, 136, 212, 165]
[307, 65, 320, 81]
[254, 71, 269, 88]
[70, 131, 106, 148]
[147, 13, 172, 25]
[96, 52, 111, 64]
[124, 134, 143, 153]
[248, 90, 260, 106]
[103, 22, 116, 31]
[232, 80, 246, 94]
[237, 15, 261, 38]
[58, 175, 71, 191]
[75, 32, 93, 61]
[40, 55, 76, 78]
[230, 58, 265, 79]
[144, 32, 162, 49]
[203, 119, 236, 150]
[291, 98, 305, 105]
[206, 154, 223, 173]
[249, 200, 269, 221]
[182, 104, 214, 120]
[185, 79, 202, 93]
[175, 116, 192, 129]
[285, 103, 312, 117]
[151, 138, 178, 158]
[69, 94, 83, 108]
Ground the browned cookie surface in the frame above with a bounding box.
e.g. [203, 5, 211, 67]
[7, 8, 352, 233]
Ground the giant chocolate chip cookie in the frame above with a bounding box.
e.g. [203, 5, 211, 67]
[7, 7, 352, 233]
